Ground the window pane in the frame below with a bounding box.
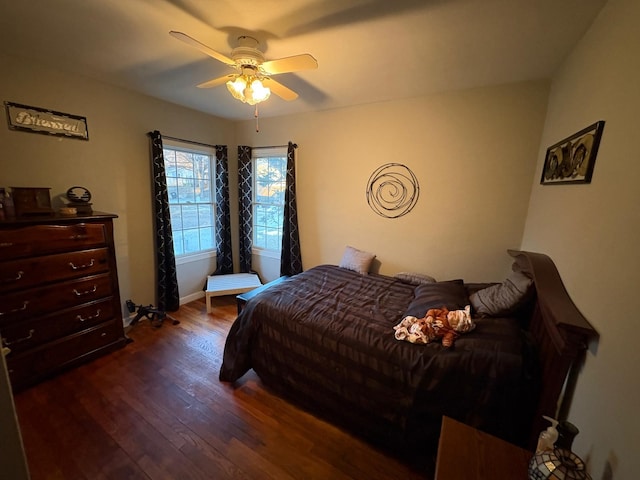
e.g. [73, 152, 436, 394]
[173, 230, 184, 256]
[198, 204, 213, 227]
[254, 224, 266, 249]
[183, 228, 200, 254]
[182, 204, 198, 229]
[163, 149, 177, 177]
[169, 205, 183, 230]
[176, 151, 193, 177]
[197, 178, 212, 203]
[199, 226, 214, 250]
[271, 182, 286, 204]
[265, 226, 281, 250]
[254, 204, 266, 226]
[177, 180, 195, 203]
[264, 205, 281, 229]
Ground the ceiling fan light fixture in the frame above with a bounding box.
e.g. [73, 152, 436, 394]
[226, 74, 271, 105]
[247, 78, 270, 104]
[171, 31, 317, 108]
[226, 76, 247, 100]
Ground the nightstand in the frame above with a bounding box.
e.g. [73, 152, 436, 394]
[435, 416, 532, 479]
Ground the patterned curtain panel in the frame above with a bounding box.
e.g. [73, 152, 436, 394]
[280, 141, 303, 276]
[213, 145, 233, 275]
[238, 145, 254, 273]
[148, 131, 180, 311]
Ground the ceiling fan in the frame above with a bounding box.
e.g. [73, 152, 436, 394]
[169, 31, 318, 105]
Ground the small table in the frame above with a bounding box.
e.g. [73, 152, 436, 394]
[435, 416, 532, 479]
[205, 273, 262, 313]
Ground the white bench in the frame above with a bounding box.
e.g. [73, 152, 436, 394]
[205, 273, 262, 313]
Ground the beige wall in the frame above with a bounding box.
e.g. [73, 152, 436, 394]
[522, 0, 640, 478]
[236, 81, 549, 282]
[0, 52, 234, 308]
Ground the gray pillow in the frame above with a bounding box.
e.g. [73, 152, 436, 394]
[339, 245, 376, 275]
[395, 271, 437, 285]
[470, 270, 534, 316]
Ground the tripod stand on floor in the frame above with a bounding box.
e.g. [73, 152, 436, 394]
[126, 300, 180, 328]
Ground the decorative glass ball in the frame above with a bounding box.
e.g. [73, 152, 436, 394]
[529, 448, 591, 480]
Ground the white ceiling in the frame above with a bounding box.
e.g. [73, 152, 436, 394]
[0, 0, 608, 121]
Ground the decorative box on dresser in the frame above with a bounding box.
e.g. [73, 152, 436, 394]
[0, 212, 127, 391]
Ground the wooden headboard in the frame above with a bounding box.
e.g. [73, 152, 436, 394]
[508, 250, 599, 449]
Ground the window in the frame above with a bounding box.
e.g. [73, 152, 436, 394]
[163, 141, 216, 258]
[252, 148, 287, 252]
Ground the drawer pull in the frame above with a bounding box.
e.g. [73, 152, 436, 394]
[0, 242, 15, 247]
[76, 309, 101, 322]
[1, 270, 24, 283]
[73, 285, 98, 296]
[70, 234, 90, 241]
[2, 329, 35, 347]
[0, 300, 29, 316]
[69, 259, 95, 270]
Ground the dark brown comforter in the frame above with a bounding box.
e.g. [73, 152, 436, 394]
[219, 265, 537, 454]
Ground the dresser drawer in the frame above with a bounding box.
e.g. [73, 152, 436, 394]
[0, 247, 110, 294]
[0, 223, 107, 260]
[0, 273, 113, 324]
[6, 320, 125, 390]
[1, 298, 115, 354]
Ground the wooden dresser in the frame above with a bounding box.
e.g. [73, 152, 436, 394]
[0, 212, 127, 391]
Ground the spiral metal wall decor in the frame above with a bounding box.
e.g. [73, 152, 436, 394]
[366, 163, 419, 218]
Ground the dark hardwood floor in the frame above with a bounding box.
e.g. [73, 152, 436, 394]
[13, 296, 432, 480]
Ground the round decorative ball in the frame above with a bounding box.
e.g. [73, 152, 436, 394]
[66, 186, 92, 203]
[529, 448, 591, 480]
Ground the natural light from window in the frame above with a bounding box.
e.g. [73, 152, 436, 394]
[253, 148, 286, 252]
[163, 142, 216, 258]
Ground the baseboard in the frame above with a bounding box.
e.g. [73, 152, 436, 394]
[181, 290, 205, 305]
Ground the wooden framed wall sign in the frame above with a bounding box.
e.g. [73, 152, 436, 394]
[4, 101, 89, 140]
[541, 120, 605, 185]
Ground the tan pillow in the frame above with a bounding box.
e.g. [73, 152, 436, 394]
[470, 270, 533, 316]
[339, 245, 376, 275]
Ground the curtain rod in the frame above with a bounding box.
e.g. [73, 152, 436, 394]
[159, 134, 218, 149]
[255, 143, 298, 149]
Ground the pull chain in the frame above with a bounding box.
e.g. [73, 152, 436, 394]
[254, 104, 260, 132]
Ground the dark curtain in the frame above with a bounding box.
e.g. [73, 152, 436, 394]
[212, 145, 233, 275]
[238, 145, 253, 273]
[148, 131, 180, 311]
[280, 141, 303, 276]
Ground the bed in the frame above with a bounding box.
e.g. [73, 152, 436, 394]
[219, 250, 597, 464]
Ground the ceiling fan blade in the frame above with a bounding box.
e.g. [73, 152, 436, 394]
[169, 31, 235, 66]
[197, 74, 237, 89]
[262, 54, 318, 75]
[263, 78, 298, 101]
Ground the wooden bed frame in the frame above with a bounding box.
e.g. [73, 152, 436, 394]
[508, 250, 598, 448]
